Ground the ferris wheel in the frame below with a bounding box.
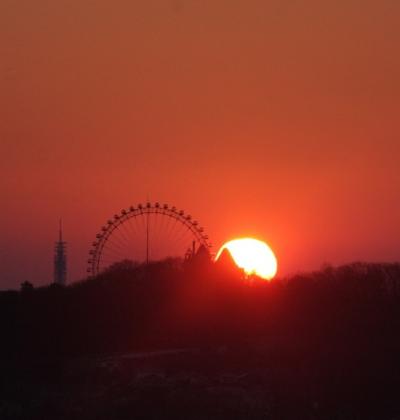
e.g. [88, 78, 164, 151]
[87, 202, 211, 276]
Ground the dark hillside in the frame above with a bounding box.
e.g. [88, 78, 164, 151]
[1, 260, 400, 419]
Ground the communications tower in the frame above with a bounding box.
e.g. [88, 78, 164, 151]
[54, 219, 67, 285]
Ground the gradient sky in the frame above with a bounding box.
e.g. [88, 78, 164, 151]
[1, 0, 399, 289]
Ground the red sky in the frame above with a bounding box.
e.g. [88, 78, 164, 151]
[1, 0, 399, 288]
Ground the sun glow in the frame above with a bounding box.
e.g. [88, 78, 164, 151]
[215, 238, 278, 280]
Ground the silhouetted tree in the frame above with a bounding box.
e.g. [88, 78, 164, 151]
[1, 260, 400, 419]
[20, 280, 34, 292]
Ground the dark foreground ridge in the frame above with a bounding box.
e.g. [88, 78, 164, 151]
[1, 259, 400, 419]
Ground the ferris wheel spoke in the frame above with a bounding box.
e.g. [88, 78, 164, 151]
[157, 211, 170, 258]
[171, 223, 191, 249]
[159, 214, 177, 258]
[116, 221, 132, 246]
[101, 242, 127, 258]
[110, 230, 130, 253]
[158, 211, 170, 238]
[158, 213, 171, 248]
[139, 210, 147, 234]
[102, 236, 129, 254]
[120, 223, 136, 255]
[150, 211, 163, 259]
[137, 210, 147, 256]
[126, 215, 139, 241]
[127, 214, 140, 241]
[175, 226, 191, 245]
[137, 212, 148, 256]
[178, 227, 197, 255]
[165, 215, 179, 245]
[116, 223, 134, 246]
[146, 212, 154, 260]
[154, 214, 172, 258]
[147, 212, 156, 260]
[109, 232, 130, 252]
[166, 216, 186, 254]
[124, 215, 140, 259]
[181, 235, 194, 257]
[119, 219, 135, 245]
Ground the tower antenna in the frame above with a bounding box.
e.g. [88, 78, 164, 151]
[54, 218, 67, 285]
[146, 196, 150, 265]
[59, 218, 62, 241]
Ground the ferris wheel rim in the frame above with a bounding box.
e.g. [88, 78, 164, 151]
[87, 202, 211, 277]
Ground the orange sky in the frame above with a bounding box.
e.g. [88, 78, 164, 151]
[1, 0, 399, 288]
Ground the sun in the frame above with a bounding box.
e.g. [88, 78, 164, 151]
[215, 238, 278, 280]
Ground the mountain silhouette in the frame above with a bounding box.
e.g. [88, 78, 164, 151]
[215, 248, 244, 277]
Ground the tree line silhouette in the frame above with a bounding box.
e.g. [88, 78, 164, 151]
[1, 256, 400, 419]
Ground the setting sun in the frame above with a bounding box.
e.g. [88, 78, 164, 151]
[215, 238, 278, 280]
